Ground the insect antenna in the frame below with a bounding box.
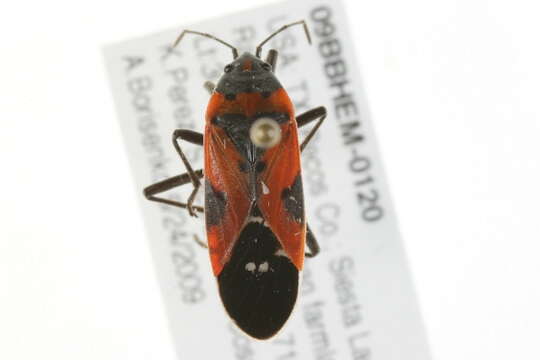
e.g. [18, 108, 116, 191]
[255, 20, 312, 58]
[265, 49, 278, 71]
[173, 29, 239, 59]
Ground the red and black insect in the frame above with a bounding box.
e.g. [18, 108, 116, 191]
[144, 20, 326, 340]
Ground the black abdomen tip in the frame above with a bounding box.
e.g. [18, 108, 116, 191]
[217, 221, 299, 339]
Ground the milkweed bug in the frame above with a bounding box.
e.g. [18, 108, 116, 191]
[143, 20, 327, 340]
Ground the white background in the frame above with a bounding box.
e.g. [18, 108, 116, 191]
[1, 0, 538, 359]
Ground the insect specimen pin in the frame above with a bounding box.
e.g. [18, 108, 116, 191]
[143, 20, 327, 339]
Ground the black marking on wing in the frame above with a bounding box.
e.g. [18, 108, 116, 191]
[281, 174, 305, 223]
[212, 113, 260, 162]
[255, 161, 266, 173]
[217, 219, 298, 340]
[238, 161, 248, 173]
[212, 112, 288, 164]
[205, 179, 226, 227]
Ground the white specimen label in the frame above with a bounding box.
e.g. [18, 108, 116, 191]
[104, 0, 431, 359]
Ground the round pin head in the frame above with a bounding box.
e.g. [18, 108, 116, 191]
[250, 117, 282, 149]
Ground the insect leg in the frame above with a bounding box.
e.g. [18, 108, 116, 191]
[143, 169, 204, 213]
[305, 224, 320, 258]
[191, 233, 209, 249]
[296, 106, 327, 151]
[172, 129, 204, 217]
[144, 171, 209, 249]
[204, 81, 216, 95]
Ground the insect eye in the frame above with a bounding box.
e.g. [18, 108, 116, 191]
[262, 63, 272, 71]
[249, 117, 282, 149]
[224, 64, 233, 73]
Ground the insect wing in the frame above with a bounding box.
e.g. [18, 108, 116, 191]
[257, 118, 306, 271]
[204, 124, 251, 276]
